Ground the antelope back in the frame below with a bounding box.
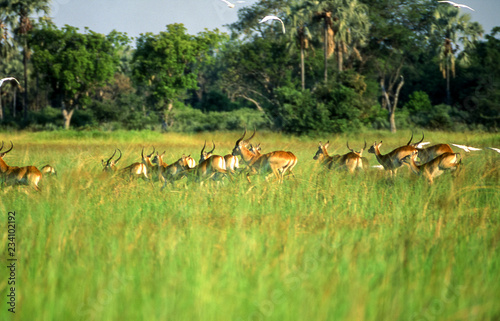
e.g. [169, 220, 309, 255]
[417, 144, 453, 164]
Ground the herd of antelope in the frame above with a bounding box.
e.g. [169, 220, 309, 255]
[0, 130, 496, 192]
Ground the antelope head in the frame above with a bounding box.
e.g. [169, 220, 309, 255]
[368, 141, 382, 154]
[102, 149, 122, 172]
[151, 151, 165, 166]
[346, 140, 367, 157]
[232, 128, 256, 157]
[313, 141, 329, 161]
[200, 140, 216, 163]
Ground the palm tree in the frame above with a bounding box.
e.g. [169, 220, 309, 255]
[432, 5, 483, 104]
[308, 0, 369, 82]
[284, 1, 314, 90]
[0, 0, 50, 120]
[308, 0, 334, 83]
[333, 0, 369, 73]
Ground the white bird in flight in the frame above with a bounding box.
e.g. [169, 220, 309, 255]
[220, 0, 235, 8]
[259, 15, 286, 34]
[438, 1, 475, 11]
[451, 143, 482, 152]
[487, 147, 500, 154]
[0, 77, 20, 88]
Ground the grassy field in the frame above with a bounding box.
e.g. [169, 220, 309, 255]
[0, 129, 499, 321]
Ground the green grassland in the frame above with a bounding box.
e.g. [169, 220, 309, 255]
[1, 130, 499, 321]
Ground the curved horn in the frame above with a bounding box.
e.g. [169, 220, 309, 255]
[115, 149, 122, 164]
[209, 140, 216, 154]
[362, 140, 367, 152]
[235, 129, 247, 146]
[407, 132, 414, 146]
[245, 128, 256, 143]
[416, 132, 425, 145]
[4, 141, 14, 154]
[105, 149, 117, 165]
[148, 146, 156, 158]
[0, 141, 4, 152]
[346, 141, 353, 152]
[141, 147, 145, 159]
[201, 140, 207, 155]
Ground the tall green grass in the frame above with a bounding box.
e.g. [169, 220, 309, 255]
[0, 130, 499, 321]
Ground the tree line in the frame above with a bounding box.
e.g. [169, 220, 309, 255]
[0, 0, 498, 133]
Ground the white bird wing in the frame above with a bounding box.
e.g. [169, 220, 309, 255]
[487, 147, 500, 153]
[415, 142, 431, 149]
[259, 15, 286, 34]
[451, 143, 482, 152]
[456, 4, 474, 11]
[438, 1, 474, 11]
[0, 77, 20, 87]
[220, 0, 235, 8]
[451, 143, 470, 152]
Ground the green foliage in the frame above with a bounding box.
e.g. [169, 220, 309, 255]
[132, 24, 227, 107]
[166, 107, 271, 132]
[404, 90, 433, 112]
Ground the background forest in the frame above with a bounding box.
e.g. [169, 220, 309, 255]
[0, 0, 499, 134]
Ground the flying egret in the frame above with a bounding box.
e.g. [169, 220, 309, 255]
[0, 77, 20, 88]
[437, 1, 475, 11]
[451, 143, 482, 152]
[259, 15, 286, 34]
[487, 147, 500, 154]
[220, 0, 235, 8]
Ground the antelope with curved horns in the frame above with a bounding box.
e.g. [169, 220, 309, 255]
[196, 140, 228, 181]
[368, 134, 421, 176]
[402, 150, 461, 184]
[101, 149, 148, 180]
[142, 146, 158, 179]
[0, 141, 42, 191]
[313, 141, 367, 173]
[232, 129, 297, 183]
[155, 154, 192, 190]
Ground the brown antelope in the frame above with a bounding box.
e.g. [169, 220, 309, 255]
[402, 151, 461, 184]
[156, 155, 192, 190]
[232, 129, 297, 183]
[368, 135, 422, 176]
[141, 146, 158, 179]
[313, 141, 367, 173]
[101, 149, 148, 180]
[224, 154, 239, 174]
[416, 144, 454, 164]
[0, 141, 42, 191]
[40, 165, 57, 176]
[195, 140, 228, 181]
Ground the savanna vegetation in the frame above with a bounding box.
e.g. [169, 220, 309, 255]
[0, 0, 499, 133]
[0, 130, 499, 320]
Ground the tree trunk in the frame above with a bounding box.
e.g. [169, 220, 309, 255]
[62, 108, 74, 130]
[12, 87, 17, 119]
[338, 41, 343, 73]
[324, 20, 328, 83]
[300, 43, 305, 90]
[380, 76, 404, 133]
[0, 88, 3, 121]
[23, 38, 28, 122]
[389, 110, 396, 133]
[446, 61, 451, 105]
